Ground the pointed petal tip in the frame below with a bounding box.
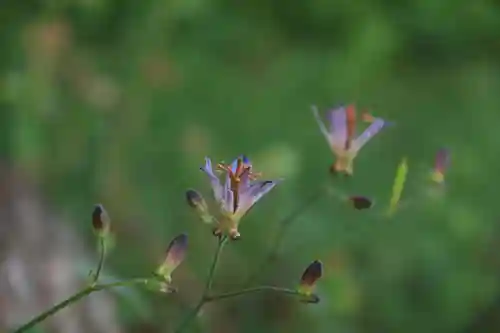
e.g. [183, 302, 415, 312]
[201, 156, 213, 170]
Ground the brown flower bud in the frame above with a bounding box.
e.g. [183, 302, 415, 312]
[92, 204, 110, 234]
[297, 260, 323, 303]
[185, 189, 213, 224]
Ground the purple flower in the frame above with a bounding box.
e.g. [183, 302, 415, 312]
[312, 105, 388, 175]
[200, 155, 281, 239]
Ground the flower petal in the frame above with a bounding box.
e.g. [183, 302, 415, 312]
[239, 168, 251, 188]
[223, 172, 231, 199]
[235, 179, 281, 219]
[434, 148, 450, 173]
[329, 106, 348, 146]
[222, 187, 234, 214]
[200, 157, 223, 202]
[351, 117, 385, 152]
[311, 105, 333, 143]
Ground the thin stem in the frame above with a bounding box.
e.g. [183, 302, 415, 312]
[205, 286, 300, 302]
[174, 236, 228, 333]
[13, 278, 149, 333]
[245, 187, 326, 286]
[91, 236, 106, 285]
[204, 236, 227, 296]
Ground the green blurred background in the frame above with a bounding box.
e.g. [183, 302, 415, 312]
[2, 0, 500, 332]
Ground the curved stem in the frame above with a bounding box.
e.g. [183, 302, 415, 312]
[91, 236, 106, 285]
[174, 236, 228, 333]
[205, 286, 300, 302]
[245, 187, 326, 286]
[13, 278, 149, 333]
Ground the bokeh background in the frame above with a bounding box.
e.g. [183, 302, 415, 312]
[2, 0, 500, 332]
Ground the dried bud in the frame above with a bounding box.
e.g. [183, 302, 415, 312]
[92, 204, 111, 235]
[185, 189, 213, 223]
[298, 260, 323, 303]
[155, 233, 188, 283]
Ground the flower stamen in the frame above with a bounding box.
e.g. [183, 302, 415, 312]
[217, 157, 260, 212]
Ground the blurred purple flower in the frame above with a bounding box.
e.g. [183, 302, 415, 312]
[431, 148, 450, 184]
[312, 105, 388, 175]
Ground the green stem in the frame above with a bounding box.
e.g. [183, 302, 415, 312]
[203, 236, 227, 295]
[174, 236, 228, 333]
[13, 278, 149, 333]
[245, 188, 325, 286]
[205, 286, 300, 302]
[92, 236, 106, 285]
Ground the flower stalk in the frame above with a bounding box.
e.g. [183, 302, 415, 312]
[173, 235, 228, 333]
[12, 278, 149, 333]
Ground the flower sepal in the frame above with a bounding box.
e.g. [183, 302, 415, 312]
[145, 276, 178, 294]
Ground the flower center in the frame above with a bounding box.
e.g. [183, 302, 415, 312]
[217, 158, 261, 212]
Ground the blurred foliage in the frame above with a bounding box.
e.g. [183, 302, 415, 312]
[2, 0, 500, 332]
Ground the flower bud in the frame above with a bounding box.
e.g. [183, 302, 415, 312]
[155, 233, 188, 283]
[92, 204, 111, 235]
[298, 260, 323, 303]
[348, 196, 373, 210]
[185, 189, 213, 224]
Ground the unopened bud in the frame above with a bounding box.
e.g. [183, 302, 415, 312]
[92, 204, 110, 235]
[348, 196, 373, 210]
[155, 233, 188, 282]
[186, 189, 206, 208]
[297, 260, 323, 303]
[185, 189, 213, 224]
